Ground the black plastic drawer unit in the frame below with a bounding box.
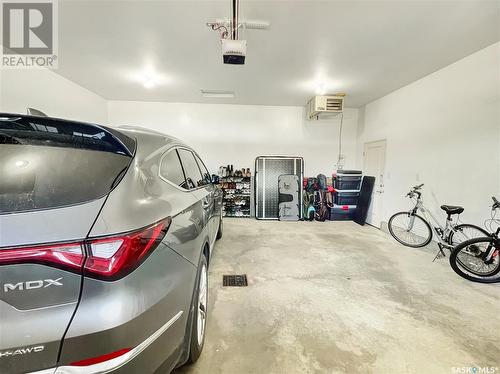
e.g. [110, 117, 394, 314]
[333, 171, 362, 190]
[334, 191, 360, 206]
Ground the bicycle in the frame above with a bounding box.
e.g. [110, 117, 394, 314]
[388, 184, 489, 260]
[449, 197, 500, 283]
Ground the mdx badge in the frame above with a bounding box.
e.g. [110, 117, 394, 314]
[3, 278, 63, 293]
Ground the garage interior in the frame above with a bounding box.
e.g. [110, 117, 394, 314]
[1, 0, 499, 373]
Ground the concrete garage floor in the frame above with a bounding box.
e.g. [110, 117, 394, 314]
[175, 219, 500, 374]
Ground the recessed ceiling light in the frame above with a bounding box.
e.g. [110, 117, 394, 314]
[297, 70, 345, 96]
[315, 83, 327, 95]
[201, 89, 235, 98]
[141, 72, 160, 89]
[129, 66, 166, 89]
[143, 77, 156, 89]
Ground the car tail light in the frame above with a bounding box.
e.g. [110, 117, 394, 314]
[69, 347, 132, 367]
[0, 242, 84, 271]
[84, 218, 171, 280]
[0, 218, 171, 280]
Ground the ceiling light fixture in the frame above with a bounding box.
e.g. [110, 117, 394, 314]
[143, 77, 156, 89]
[201, 89, 235, 98]
[141, 71, 160, 89]
[315, 83, 327, 95]
[129, 66, 166, 89]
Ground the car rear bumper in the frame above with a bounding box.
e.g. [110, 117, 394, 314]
[28, 311, 183, 374]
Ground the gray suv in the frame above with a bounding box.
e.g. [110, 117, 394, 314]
[0, 114, 223, 374]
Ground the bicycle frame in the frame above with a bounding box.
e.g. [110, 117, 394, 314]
[485, 227, 500, 262]
[459, 226, 499, 265]
[409, 196, 455, 250]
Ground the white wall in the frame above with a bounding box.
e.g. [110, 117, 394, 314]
[0, 69, 107, 123]
[108, 101, 359, 177]
[356, 42, 500, 227]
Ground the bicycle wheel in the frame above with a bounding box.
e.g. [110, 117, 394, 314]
[388, 212, 432, 248]
[448, 224, 489, 246]
[450, 237, 500, 282]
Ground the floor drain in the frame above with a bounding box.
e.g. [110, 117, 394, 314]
[223, 274, 248, 287]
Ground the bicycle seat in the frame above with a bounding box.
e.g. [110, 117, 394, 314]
[440, 205, 464, 215]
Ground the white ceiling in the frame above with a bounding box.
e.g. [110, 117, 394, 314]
[56, 0, 500, 107]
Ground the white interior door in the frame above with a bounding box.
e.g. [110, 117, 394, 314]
[363, 140, 386, 228]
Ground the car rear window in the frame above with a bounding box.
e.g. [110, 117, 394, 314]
[0, 115, 134, 214]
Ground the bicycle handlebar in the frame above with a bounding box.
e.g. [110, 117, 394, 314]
[406, 184, 424, 198]
[492, 196, 500, 210]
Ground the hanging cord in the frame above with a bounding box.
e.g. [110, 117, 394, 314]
[337, 112, 344, 169]
[207, 23, 229, 39]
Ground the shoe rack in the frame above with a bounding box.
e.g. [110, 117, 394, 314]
[219, 165, 251, 218]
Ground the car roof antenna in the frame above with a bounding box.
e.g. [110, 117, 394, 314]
[27, 108, 48, 117]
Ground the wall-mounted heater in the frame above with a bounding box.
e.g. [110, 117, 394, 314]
[307, 95, 344, 120]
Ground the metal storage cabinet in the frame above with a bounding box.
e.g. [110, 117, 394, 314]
[255, 156, 304, 220]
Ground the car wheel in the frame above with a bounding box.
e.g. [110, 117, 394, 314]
[187, 254, 208, 364]
[216, 214, 223, 240]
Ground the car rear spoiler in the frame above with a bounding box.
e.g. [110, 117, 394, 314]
[0, 113, 136, 157]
